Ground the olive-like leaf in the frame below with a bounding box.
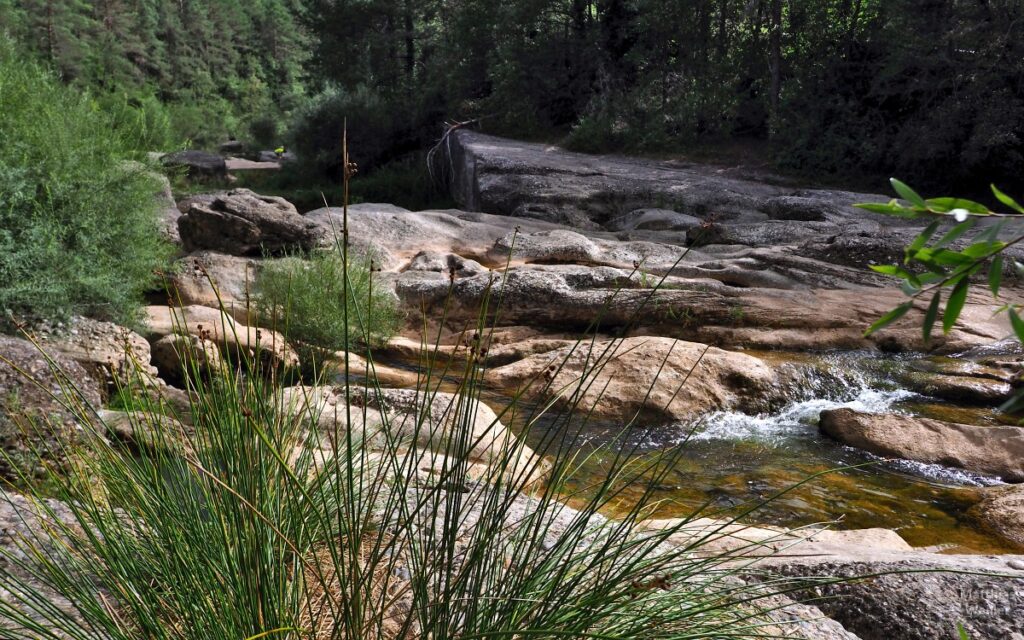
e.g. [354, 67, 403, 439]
[865, 302, 912, 337]
[989, 255, 1003, 298]
[908, 220, 940, 253]
[943, 279, 969, 334]
[890, 178, 927, 208]
[923, 291, 941, 343]
[961, 241, 1005, 259]
[855, 203, 920, 218]
[991, 184, 1024, 214]
[925, 197, 990, 214]
[1010, 307, 1024, 344]
[934, 219, 976, 249]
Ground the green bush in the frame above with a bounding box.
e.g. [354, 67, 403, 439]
[0, 39, 172, 329]
[255, 248, 402, 356]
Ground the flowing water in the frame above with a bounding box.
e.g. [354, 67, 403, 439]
[494, 350, 1018, 554]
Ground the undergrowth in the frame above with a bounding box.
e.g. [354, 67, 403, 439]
[255, 248, 403, 364]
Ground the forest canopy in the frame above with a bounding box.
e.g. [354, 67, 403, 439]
[1, 0, 1021, 193]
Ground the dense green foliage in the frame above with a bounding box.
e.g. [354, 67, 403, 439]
[256, 249, 402, 356]
[0, 0, 309, 147]
[4, 1, 1020, 191]
[300, 0, 1024, 192]
[0, 39, 171, 328]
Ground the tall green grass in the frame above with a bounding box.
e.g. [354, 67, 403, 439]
[0, 298, 818, 639]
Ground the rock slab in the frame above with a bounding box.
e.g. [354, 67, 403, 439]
[819, 408, 1024, 482]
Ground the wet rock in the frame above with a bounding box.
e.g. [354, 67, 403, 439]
[0, 335, 102, 483]
[819, 408, 1024, 482]
[970, 484, 1024, 549]
[487, 336, 783, 423]
[178, 189, 323, 256]
[899, 370, 1014, 405]
[160, 149, 227, 180]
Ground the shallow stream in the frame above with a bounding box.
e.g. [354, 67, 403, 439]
[486, 350, 1018, 554]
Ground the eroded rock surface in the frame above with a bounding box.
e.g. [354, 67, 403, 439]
[487, 336, 784, 423]
[442, 130, 893, 234]
[970, 484, 1024, 549]
[0, 336, 101, 483]
[144, 305, 299, 370]
[178, 188, 323, 256]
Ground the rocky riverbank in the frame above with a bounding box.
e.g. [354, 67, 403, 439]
[3, 134, 1023, 638]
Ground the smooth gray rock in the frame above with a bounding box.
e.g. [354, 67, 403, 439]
[606, 208, 702, 232]
[441, 130, 892, 232]
[820, 409, 1024, 482]
[772, 555, 1024, 640]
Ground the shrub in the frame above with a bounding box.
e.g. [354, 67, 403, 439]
[0, 38, 172, 329]
[255, 248, 403, 356]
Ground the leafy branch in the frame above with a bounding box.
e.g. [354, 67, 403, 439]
[858, 179, 1024, 412]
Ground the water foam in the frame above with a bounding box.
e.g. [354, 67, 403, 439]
[689, 386, 914, 444]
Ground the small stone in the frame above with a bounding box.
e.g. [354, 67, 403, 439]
[1008, 559, 1024, 571]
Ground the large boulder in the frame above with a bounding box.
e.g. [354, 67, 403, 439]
[150, 333, 223, 385]
[393, 264, 1010, 353]
[178, 189, 323, 256]
[770, 552, 1024, 640]
[165, 251, 259, 319]
[440, 130, 890, 231]
[819, 408, 1024, 482]
[487, 336, 782, 423]
[970, 484, 1024, 549]
[160, 150, 227, 180]
[0, 335, 102, 484]
[280, 386, 546, 483]
[0, 491, 89, 633]
[144, 305, 299, 371]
